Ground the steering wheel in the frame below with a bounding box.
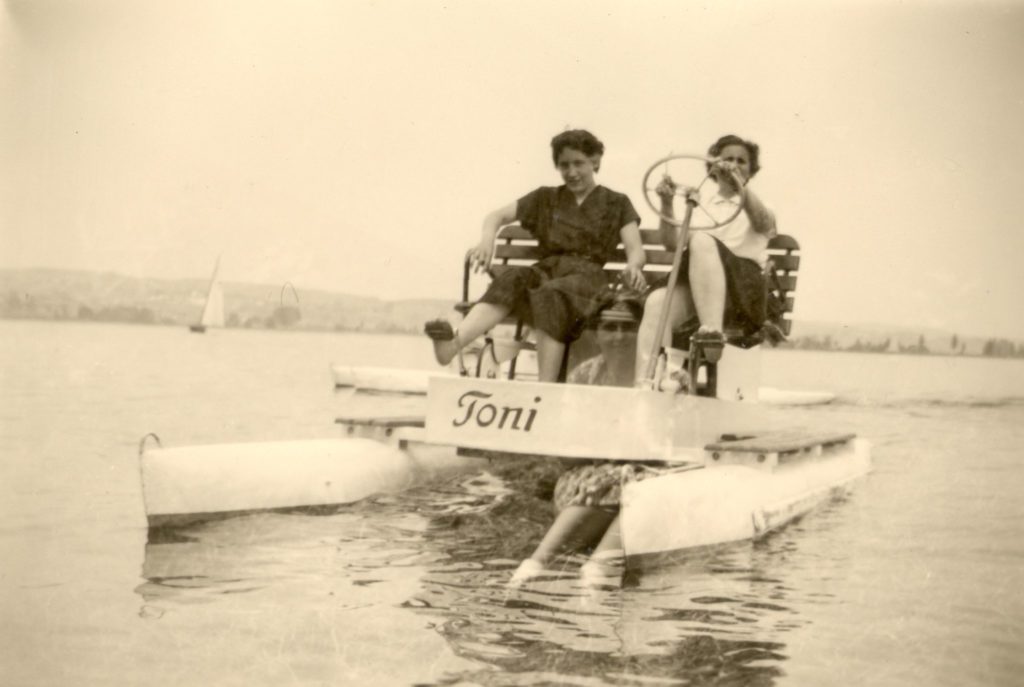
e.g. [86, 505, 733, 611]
[641, 154, 746, 229]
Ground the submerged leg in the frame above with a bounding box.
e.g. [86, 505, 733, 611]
[591, 517, 622, 557]
[509, 506, 616, 585]
[580, 517, 625, 586]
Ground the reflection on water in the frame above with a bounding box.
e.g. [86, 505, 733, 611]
[137, 465, 849, 686]
[137, 507, 443, 606]
[408, 551, 794, 686]
[409, 517, 810, 685]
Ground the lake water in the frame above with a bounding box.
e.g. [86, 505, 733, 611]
[2, 319, 1022, 686]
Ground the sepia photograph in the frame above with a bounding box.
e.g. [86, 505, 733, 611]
[2, 1, 1022, 685]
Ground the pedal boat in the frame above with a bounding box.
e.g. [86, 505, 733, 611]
[139, 153, 865, 552]
[140, 352, 869, 567]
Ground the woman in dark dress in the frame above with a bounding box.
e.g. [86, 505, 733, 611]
[427, 129, 647, 382]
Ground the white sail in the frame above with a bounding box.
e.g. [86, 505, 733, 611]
[197, 257, 225, 328]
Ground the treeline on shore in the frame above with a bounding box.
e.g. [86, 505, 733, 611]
[4, 292, 1023, 359]
[2, 267, 1020, 358]
[777, 333, 1024, 359]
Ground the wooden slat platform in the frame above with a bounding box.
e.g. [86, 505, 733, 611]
[335, 415, 425, 429]
[705, 431, 855, 454]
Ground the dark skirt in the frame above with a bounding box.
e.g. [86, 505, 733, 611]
[651, 238, 767, 337]
[478, 255, 609, 342]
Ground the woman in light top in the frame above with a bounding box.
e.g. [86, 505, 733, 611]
[635, 134, 778, 380]
[426, 129, 647, 383]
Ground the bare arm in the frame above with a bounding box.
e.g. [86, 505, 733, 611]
[467, 202, 518, 273]
[743, 187, 777, 237]
[656, 178, 680, 251]
[619, 221, 647, 291]
[712, 160, 777, 237]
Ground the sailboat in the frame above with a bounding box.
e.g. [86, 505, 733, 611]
[189, 257, 225, 333]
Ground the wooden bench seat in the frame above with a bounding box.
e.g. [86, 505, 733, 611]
[458, 224, 800, 340]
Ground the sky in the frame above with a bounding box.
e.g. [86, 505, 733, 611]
[2, 0, 1023, 338]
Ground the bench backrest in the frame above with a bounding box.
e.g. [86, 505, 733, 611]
[764, 234, 799, 336]
[484, 225, 677, 285]
[478, 224, 799, 336]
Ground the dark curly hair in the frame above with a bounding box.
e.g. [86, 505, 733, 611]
[550, 129, 605, 166]
[707, 134, 761, 178]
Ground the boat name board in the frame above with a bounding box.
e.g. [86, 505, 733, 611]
[426, 377, 673, 460]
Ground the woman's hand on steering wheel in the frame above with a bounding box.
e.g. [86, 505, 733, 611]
[709, 159, 744, 193]
[655, 176, 677, 203]
[642, 154, 745, 230]
[656, 175, 700, 206]
[466, 243, 492, 273]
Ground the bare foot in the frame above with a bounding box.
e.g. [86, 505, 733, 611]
[508, 558, 546, 588]
[424, 320, 460, 365]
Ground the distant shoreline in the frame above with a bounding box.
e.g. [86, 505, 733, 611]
[3, 314, 1022, 360]
[3, 266, 1020, 358]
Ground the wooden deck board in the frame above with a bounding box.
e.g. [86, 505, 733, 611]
[335, 415, 425, 428]
[705, 430, 855, 454]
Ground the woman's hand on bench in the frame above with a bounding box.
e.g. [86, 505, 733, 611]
[621, 264, 648, 292]
[466, 243, 493, 273]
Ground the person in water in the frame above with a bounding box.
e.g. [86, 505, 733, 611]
[635, 134, 778, 382]
[509, 295, 662, 586]
[565, 294, 644, 388]
[426, 129, 647, 383]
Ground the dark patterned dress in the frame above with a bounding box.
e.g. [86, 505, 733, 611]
[552, 460, 668, 512]
[478, 185, 640, 342]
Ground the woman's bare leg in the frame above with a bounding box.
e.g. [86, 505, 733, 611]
[535, 330, 567, 383]
[509, 505, 616, 586]
[431, 302, 510, 364]
[526, 506, 617, 565]
[687, 233, 726, 332]
[591, 516, 622, 557]
[579, 516, 626, 586]
[634, 285, 694, 382]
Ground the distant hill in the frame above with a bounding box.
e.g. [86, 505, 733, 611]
[0, 268, 454, 334]
[0, 267, 1020, 357]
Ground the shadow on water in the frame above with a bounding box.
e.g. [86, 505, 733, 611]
[134, 456, 847, 685]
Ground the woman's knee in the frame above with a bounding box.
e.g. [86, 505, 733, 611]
[688, 233, 723, 277]
[643, 288, 667, 313]
[643, 286, 690, 320]
[688, 231, 719, 257]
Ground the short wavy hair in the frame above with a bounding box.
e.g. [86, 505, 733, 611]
[550, 129, 605, 166]
[707, 134, 761, 178]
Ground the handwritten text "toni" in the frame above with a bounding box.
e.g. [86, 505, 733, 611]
[451, 391, 541, 432]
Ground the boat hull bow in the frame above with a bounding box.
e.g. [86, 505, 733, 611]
[620, 437, 872, 564]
